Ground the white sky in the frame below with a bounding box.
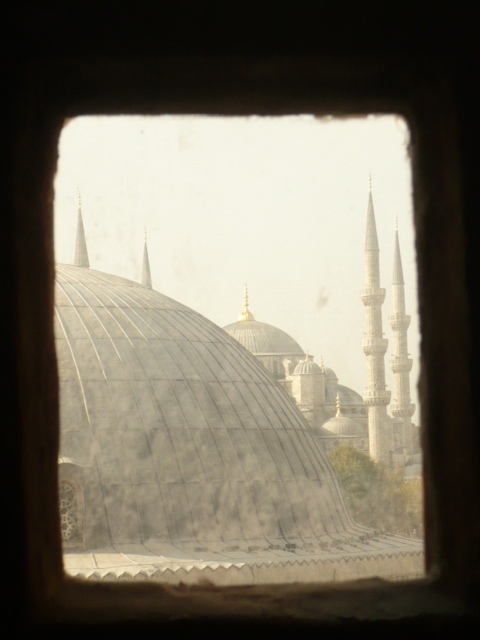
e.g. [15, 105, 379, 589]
[54, 114, 420, 423]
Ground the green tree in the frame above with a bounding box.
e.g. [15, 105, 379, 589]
[328, 446, 423, 538]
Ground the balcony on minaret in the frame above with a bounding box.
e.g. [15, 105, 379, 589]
[389, 313, 411, 330]
[360, 287, 386, 307]
[362, 337, 389, 356]
[391, 402, 415, 418]
[390, 356, 413, 373]
[363, 389, 391, 406]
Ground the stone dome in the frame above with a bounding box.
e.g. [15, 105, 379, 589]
[321, 393, 365, 437]
[56, 264, 365, 550]
[321, 415, 365, 437]
[404, 453, 422, 479]
[223, 319, 305, 356]
[321, 365, 339, 385]
[319, 361, 364, 410]
[325, 383, 364, 407]
[293, 357, 322, 376]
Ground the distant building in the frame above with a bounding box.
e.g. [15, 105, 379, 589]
[224, 186, 418, 467]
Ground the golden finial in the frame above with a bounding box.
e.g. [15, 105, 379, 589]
[319, 356, 326, 373]
[368, 173, 372, 192]
[144, 227, 148, 243]
[238, 283, 255, 322]
[77, 189, 82, 209]
[335, 393, 343, 418]
[395, 216, 398, 232]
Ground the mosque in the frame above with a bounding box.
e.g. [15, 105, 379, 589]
[223, 187, 418, 467]
[223, 292, 370, 456]
[57, 187, 422, 584]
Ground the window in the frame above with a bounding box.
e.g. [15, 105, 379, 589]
[54, 114, 423, 582]
[7, 41, 477, 629]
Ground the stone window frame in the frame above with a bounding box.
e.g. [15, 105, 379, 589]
[8, 52, 478, 630]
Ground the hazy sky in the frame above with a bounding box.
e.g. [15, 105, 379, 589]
[54, 114, 420, 422]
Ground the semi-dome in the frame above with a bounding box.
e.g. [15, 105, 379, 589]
[404, 453, 422, 479]
[320, 364, 339, 385]
[319, 359, 364, 409]
[322, 415, 364, 437]
[325, 383, 364, 407]
[321, 395, 365, 437]
[56, 264, 363, 550]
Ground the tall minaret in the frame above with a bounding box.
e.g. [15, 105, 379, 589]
[389, 220, 415, 455]
[74, 193, 90, 268]
[141, 229, 153, 289]
[360, 178, 392, 464]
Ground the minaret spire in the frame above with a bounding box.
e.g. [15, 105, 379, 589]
[389, 222, 415, 455]
[360, 181, 392, 464]
[365, 182, 380, 252]
[335, 393, 343, 418]
[141, 229, 153, 289]
[74, 192, 90, 268]
[392, 220, 405, 285]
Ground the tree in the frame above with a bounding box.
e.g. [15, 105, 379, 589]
[328, 446, 423, 538]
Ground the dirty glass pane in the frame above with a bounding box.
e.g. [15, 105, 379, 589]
[54, 115, 423, 584]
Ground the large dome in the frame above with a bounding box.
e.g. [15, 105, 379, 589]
[223, 319, 305, 356]
[57, 264, 422, 583]
[56, 264, 363, 550]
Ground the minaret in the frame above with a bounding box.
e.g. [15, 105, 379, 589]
[389, 220, 415, 455]
[335, 393, 342, 418]
[141, 229, 153, 289]
[74, 193, 90, 268]
[360, 178, 392, 464]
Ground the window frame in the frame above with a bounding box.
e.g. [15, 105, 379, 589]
[7, 53, 478, 628]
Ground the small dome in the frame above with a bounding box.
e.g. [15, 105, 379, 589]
[321, 364, 338, 385]
[293, 356, 322, 376]
[407, 453, 422, 465]
[404, 453, 422, 478]
[322, 394, 365, 436]
[404, 463, 422, 479]
[311, 424, 338, 439]
[322, 415, 364, 437]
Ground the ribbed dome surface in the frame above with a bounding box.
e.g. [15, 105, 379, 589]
[223, 319, 305, 356]
[56, 265, 365, 549]
[322, 415, 365, 437]
[325, 383, 364, 407]
[322, 367, 339, 384]
[293, 359, 322, 375]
